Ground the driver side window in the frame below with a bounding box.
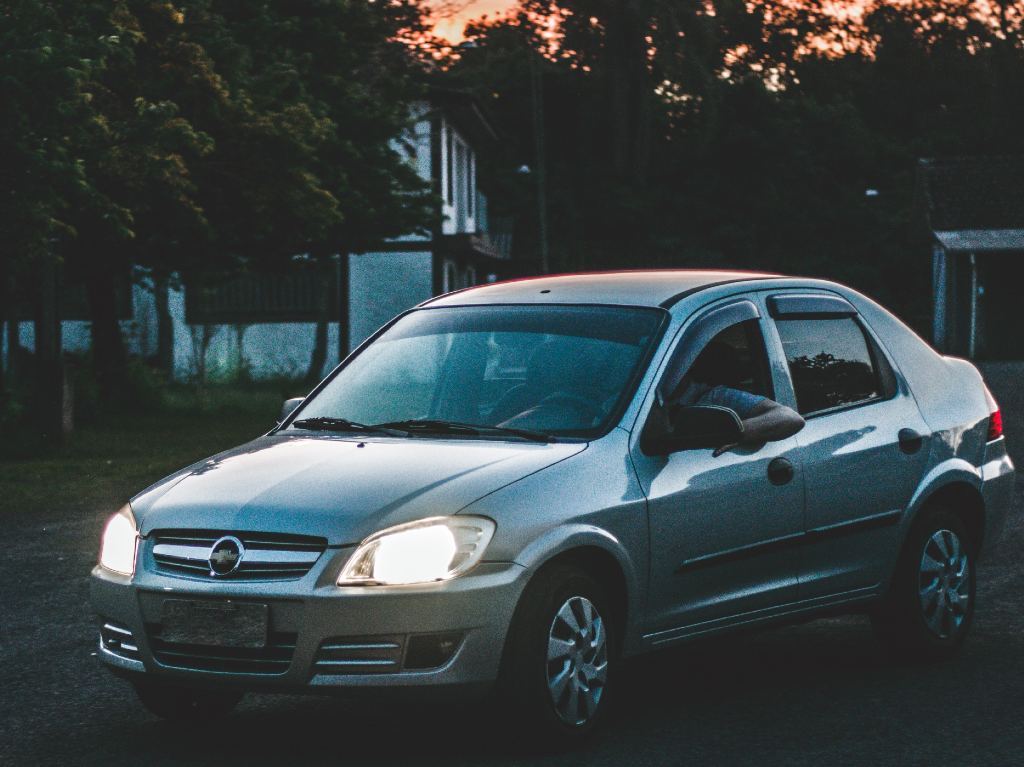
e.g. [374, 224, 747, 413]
[669, 319, 773, 407]
[642, 317, 773, 455]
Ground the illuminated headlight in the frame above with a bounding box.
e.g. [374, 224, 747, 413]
[338, 516, 496, 586]
[99, 505, 139, 576]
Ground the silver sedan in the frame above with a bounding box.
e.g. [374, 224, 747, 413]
[91, 270, 1015, 743]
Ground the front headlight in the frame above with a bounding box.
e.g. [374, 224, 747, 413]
[100, 505, 139, 576]
[338, 516, 496, 586]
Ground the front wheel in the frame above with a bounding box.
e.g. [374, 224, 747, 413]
[133, 679, 243, 722]
[872, 507, 976, 661]
[498, 565, 616, 745]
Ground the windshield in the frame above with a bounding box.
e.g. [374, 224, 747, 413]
[291, 304, 665, 439]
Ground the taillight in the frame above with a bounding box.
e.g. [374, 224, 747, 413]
[984, 386, 1003, 441]
[988, 409, 1003, 441]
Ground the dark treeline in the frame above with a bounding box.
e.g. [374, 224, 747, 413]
[2, 0, 1024, 444]
[448, 0, 1024, 325]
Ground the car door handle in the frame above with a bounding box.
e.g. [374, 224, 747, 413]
[767, 457, 795, 486]
[898, 428, 924, 454]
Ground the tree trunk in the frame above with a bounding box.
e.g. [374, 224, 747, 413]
[305, 264, 330, 386]
[2, 262, 22, 390]
[0, 264, 8, 393]
[5, 298, 19, 387]
[4, 311, 17, 389]
[86, 266, 127, 402]
[233, 324, 248, 382]
[190, 324, 214, 397]
[606, 0, 653, 184]
[154, 270, 174, 381]
[32, 256, 64, 445]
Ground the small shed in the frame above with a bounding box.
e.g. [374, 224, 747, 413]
[916, 157, 1024, 360]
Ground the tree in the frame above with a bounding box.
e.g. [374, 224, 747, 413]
[0, 0, 111, 440]
[443, 0, 1024, 330]
[12, 0, 435, 400]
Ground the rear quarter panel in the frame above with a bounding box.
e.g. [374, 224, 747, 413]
[841, 288, 1008, 559]
[844, 291, 990, 466]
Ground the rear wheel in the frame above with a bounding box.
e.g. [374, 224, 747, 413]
[499, 565, 616, 745]
[872, 507, 976, 661]
[133, 679, 243, 722]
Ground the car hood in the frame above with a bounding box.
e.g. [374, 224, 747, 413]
[132, 433, 585, 545]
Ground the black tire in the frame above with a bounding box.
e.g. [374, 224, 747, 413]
[872, 507, 976, 662]
[133, 679, 243, 722]
[498, 564, 617, 746]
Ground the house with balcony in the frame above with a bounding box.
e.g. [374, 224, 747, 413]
[177, 91, 518, 380]
[342, 90, 515, 351]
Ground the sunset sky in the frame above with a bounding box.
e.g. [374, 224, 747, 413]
[431, 0, 516, 41]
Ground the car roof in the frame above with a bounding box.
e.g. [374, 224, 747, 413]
[422, 270, 783, 309]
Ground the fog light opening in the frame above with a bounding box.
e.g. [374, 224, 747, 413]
[404, 632, 463, 670]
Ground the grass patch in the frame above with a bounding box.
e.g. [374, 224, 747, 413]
[0, 384, 295, 519]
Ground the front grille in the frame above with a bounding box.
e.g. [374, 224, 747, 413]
[312, 636, 405, 675]
[100, 622, 141, 662]
[151, 530, 327, 581]
[147, 627, 297, 675]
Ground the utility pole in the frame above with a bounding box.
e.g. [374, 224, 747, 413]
[529, 51, 550, 275]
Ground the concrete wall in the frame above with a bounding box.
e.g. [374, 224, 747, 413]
[1, 278, 341, 383]
[3, 254, 434, 383]
[348, 251, 434, 349]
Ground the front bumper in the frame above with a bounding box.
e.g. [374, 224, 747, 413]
[90, 547, 528, 697]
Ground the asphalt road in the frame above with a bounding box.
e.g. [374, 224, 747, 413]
[2, 365, 1022, 767]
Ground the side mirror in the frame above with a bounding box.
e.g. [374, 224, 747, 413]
[647, 404, 743, 455]
[279, 397, 304, 424]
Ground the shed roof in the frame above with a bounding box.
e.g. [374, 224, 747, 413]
[933, 229, 1024, 252]
[917, 157, 1024, 245]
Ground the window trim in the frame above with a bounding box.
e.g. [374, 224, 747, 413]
[767, 294, 857, 319]
[655, 299, 763, 407]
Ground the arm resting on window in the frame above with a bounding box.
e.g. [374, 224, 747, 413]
[740, 399, 805, 444]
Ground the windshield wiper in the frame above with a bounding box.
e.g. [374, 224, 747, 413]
[371, 419, 555, 443]
[291, 417, 406, 437]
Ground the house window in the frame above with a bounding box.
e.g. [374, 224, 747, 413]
[445, 124, 454, 206]
[467, 152, 475, 220]
[442, 260, 458, 293]
[466, 266, 477, 286]
[455, 140, 467, 226]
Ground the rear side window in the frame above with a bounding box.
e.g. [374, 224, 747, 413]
[775, 317, 882, 414]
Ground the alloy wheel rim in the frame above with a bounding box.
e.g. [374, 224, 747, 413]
[546, 595, 608, 726]
[918, 528, 971, 640]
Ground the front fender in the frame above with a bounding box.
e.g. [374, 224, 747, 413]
[511, 524, 646, 656]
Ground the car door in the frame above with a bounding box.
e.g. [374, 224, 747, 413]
[763, 292, 931, 599]
[631, 298, 805, 641]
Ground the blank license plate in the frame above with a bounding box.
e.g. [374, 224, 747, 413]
[161, 600, 268, 648]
